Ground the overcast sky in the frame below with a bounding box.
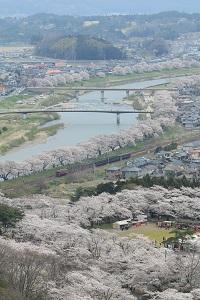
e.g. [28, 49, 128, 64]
[1, 0, 200, 16]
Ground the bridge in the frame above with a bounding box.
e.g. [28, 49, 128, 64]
[27, 87, 176, 91]
[26, 87, 177, 101]
[0, 108, 153, 125]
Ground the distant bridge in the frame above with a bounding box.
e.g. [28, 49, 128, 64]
[0, 108, 153, 125]
[26, 87, 176, 92]
[26, 86, 176, 101]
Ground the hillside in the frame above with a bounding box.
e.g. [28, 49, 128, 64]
[36, 35, 125, 60]
[0, 12, 200, 44]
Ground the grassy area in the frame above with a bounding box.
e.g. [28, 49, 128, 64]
[0, 166, 105, 198]
[0, 92, 66, 154]
[0, 113, 62, 155]
[119, 223, 174, 244]
[0, 95, 30, 109]
[96, 223, 174, 244]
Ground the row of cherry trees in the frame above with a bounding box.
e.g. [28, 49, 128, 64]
[27, 58, 200, 87]
[28, 70, 90, 87]
[112, 58, 200, 75]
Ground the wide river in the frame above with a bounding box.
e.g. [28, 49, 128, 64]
[1, 78, 169, 162]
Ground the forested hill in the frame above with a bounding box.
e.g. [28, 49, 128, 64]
[1, 12, 200, 44]
[36, 36, 125, 60]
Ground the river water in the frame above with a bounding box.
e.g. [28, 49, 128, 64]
[0, 78, 169, 162]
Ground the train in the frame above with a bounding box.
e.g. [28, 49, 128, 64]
[56, 152, 132, 177]
[94, 153, 132, 167]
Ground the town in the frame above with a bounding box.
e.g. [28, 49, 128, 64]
[106, 141, 200, 181]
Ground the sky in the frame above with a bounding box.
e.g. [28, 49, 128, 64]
[1, 0, 200, 16]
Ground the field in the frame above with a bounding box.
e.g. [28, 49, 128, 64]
[96, 223, 174, 244]
[119, 223, 174, 244]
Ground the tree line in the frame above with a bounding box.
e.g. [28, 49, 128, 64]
[71, 174, 200, 201]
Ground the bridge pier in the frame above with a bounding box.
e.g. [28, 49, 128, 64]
[116, 113, 120, 125]
[22, 113, 27, 120]
[101, 90, 105, 102]
[75, 90, 79, 101]
[126, 90, 130, 98]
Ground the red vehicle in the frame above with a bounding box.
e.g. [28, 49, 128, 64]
[193, 226, 200, 232]
[56, 170, 68, 177]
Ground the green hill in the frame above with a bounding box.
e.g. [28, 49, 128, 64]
[36, 35, 125, 60]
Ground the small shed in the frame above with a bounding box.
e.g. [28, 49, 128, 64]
[113, 219, 132, 230]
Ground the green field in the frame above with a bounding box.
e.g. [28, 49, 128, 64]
[0, 95, 30, 109]
[119, 223, 174, 244]
[96, 223, 174, 244]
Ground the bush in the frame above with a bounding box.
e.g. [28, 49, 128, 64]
[0, 204, 24, 232]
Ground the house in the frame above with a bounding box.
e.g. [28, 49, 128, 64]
[121, 166, 141, 179]
[164, 162, 185, 177]
[156, 151, 172, 161]
[140, 165, 157, 177]
[47, 69, 62, 76]
[157, 221, 174, 229]
[174, 151, 189, 161]
[182, 142, 200, 152]
[105, 166, 121, 180]
[134, 157, 150, 168]
[0, 84, 6, 94]
[190, 148, 200, 162]
[185, 164, 200, 180]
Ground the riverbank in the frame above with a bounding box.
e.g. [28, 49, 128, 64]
[1, 124, 200, 198]
[64, 66, 200, 88]
[0, 112, 64, 155]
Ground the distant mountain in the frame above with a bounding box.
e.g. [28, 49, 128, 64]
[0, 12, 200, 45]
[36, 35, 125, 60]
[1, 0, 200, 16]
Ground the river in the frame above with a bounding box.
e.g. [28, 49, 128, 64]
[0, 78, 169, 162]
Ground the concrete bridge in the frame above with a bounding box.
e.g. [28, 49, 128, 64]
[26, 87, 176, 101]
[0, 108, 153, 125]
